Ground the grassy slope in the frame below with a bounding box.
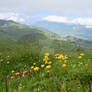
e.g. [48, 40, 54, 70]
[0, 20, 92, 92]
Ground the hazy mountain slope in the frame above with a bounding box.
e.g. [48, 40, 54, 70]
[0, 19, 92, 53]
[33, 21, 92, 41]
[0, 20, 62, 43]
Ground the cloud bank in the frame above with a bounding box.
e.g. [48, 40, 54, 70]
[42, 16, 92, 27]
[0, 12, 25, 23]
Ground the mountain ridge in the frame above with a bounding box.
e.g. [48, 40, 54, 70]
[33, 20, 92, 41]
[0, 19, 92, 50]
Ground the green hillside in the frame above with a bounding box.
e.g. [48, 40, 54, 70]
[0, 20, 63, 54]
[0, 20, 92, 92]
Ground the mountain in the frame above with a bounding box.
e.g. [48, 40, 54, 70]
[0, 19, 92, 54]
[33, 20, 92, 41]
[0, 20, 61, 42]
[0, 20, 68, 54]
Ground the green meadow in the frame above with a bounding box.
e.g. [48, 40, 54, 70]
[0, 20, 92, 92]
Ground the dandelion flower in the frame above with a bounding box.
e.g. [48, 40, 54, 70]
[46, 70, 50, 73]
[48, 61, 52, 64]
[45, 53, 49, 56]
[33, 63, 36, 65]
[16, 72, 20, 75]
[6, 56, 10, 59]
[80, 53, 84, 56]
[46, 65, 51, 69]
[23, 70, 29, 74]
[30, 66, 34, 69]
[62, 64, 66, 68]
[34, 67, 39, 71]
[11, 70, 15, 73]
[7, 61, 10, 64]
[10, 76, 15, 79]
[41, 64, 45, 68]
[78, 56, 82, 59]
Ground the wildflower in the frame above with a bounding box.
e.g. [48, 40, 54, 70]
[78, 56, 82, 59]
[6, 56, 10, 59]
[22, 74, 24, 77]
[7, 61, 10, 64]
[62, 64, 66, 68]
[57, 54, 65, 60]
[34, 67, 39, 71]
[30, 66, 34, 69]
[10, 76, 15, 79]
[33, 63, 36, 65]
[48, 61, 52, 64]
[45, 53, 49, 56]
[44, 60, 48, 64]
[80, 53, 84, 56]
[55, 54, 59, 57]
[46, 70, 50, 73]
[41, 64, 45, 68]
[16, 72, 20, 75]
[46, 65, 51, 69]
[23, 70, 29, 74]
[44, 56, 50, 61]
[11, 70, 15, 73]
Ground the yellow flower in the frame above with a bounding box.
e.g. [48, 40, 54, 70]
[41, 64, 45, 68]
[55, 54, 59, 57]
[44, 56, 50, 61]
[44, 60, 48, 64]
[16, 72, 20, 75]
[48, 61, 52, 64]
[23, 70, 29, 74]
[80, 53, 84, 56]
[7, 61, 10, 64]
[34, 67, 39, 71]
[45, 53, 49, 56]
[30, 66, 34, 69]
[46, 65, 51, 69]
[10, 76, 15, 79]
[78, 56, 82, 59]
[6, 56, 10, 58]
[11, 70, 15, 73]
[22, 74, 24, 77]
[33, 63, 36, 65]
[62, 64, 66, 68]
[57, 54, 65, 60]
[46, 70, 50, 73]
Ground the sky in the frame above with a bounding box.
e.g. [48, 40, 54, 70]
[0, 0, 92, 26]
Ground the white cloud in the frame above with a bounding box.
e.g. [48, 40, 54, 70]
[43, 16, 70, 23]
[42, 16, 92, 27]
[0, 12, 25, 22]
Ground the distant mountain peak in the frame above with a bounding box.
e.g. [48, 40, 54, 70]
[0, 19, 17, 26]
